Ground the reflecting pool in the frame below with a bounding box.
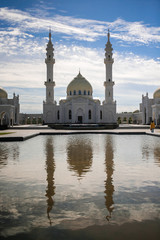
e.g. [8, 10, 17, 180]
[0, 134, 160, 240]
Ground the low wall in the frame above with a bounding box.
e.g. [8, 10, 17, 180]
[49, 123, 119, 130]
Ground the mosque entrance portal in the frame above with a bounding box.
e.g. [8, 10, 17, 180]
[78, 116, 83, 123]
[76, 108, 84, 124]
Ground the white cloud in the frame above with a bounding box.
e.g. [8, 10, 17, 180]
[0, 7, 102, 42]
[0, 7, 160, 44]
[0, 27, 44, 56]
[114, 52, 160, 86]
[1, 42, 159, 113]
[110, 18, 160, 44]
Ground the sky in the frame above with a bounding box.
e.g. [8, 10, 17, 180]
[0, 0, 160, 113]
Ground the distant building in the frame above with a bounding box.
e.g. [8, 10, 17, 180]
[117, 88, 160, 126]
[19, 113, 42, 125]
[0, 87, 20, 128]
[43, 31, 117, 125]
[116, 111, 142, 124]
[141, 89, 160, 125]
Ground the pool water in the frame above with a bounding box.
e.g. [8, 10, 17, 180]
[0, 134, 160, 240]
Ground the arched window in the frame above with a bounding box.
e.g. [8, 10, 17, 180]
[74, 90, 76, 95]
[79, 90, 81, 95]
[84, 90, 86, 95]
[109, 91, 110, 96]
[70, 91, 72, 95]
[100, 110, 102, 120]
[88, 110, 91, 120]
[69, 110, 72, 120]
[49, 79, 51, 82]
[88, 90, 90, 95]
[57, 110, 60, 120]
[108, 79, 110, 82]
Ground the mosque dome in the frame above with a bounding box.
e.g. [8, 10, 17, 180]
[67, 72, 93, 97]
[153, 88, 160, 99]
[0, 87, 8, 99]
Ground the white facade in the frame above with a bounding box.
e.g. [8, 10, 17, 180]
[0, 88, 20, 127]
[141, 89, 160, 125]
[43, 31, 116, 125]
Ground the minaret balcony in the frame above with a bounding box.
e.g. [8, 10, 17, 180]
[44, 81, 55, 87]
[104, 81, 115, 87]
[45, 58, 55, 64]
[104, 59, 114, 64]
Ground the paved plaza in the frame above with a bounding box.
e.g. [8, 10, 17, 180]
[0, 124, 160, 141]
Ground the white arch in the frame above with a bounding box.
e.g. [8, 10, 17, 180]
[0, 111, 9, 126]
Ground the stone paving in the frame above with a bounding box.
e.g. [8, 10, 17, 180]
[0, 124, 160, 141]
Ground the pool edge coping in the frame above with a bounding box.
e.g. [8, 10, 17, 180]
[0, 129, 159, 142]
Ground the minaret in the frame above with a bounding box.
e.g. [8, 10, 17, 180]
[45, 30, 55, 104]
[104, 30, 115, 103]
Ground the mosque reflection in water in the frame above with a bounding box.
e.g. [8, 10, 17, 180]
[0, 134, 160, 240]
[66, 137, 93, 178]
[154, 147, 160, 166]
[45, 135, 115, 223]
[0, 143, 19, 168]
[142, 140, 160, 167]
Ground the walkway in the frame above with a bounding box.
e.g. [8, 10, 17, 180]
[0, 125, 160, 141]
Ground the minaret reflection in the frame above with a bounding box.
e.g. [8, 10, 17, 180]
[12, 144, 19, 161]
[67, 137, 93, 179]
[104, 135, 115, 221]
[142, 142, 160, 167]
[45, 137, 56, 225]
[154, 147, 160, 167]
[0, 145, 9, 168]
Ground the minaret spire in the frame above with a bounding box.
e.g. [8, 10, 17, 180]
[49, 28, 51, 41]
[107, 29, 110, 42]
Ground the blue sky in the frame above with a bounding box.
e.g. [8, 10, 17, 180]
[0, 0, 160, 113]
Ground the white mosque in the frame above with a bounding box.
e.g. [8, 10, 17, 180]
[0, 88, 19, 128]
[43, 31, 117, 126]
[141, 89, 160, 125]
[0, 31, 159, 128]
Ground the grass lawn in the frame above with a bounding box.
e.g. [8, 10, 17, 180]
[0, 132, 15, 135]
